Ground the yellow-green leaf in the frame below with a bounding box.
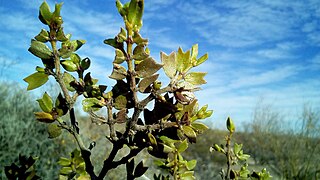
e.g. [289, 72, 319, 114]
[34, 112, 54, 123]
[37, 92, 53, 113]
[47, 123, 62, 139]
[138, 74, 159, 93]
[186, 160, 197, 170]
[109, 63, 127, 80]
[28, 40, 53, 59]
[177, 139, 188, 153]
[24, 72, 49, 90]
[191, 122, 209, 134]
[39, 1, 52, 25]
[160, 51, 176, 79]
[226, 116, 235, 133]
[176, 47, 191, 73]
[35, 29, 49, 43]
[185, 72, 207, 85]
[58, 157, 71, 167]
[195, 53, 208, 66]
[114, 95, 127, 110]
[63, 72, 76, 92]
[114, 49, 126, 64]
[135, 57, 162, 78]
[182, 125, 197, 142]
[61, 60, 78, 72]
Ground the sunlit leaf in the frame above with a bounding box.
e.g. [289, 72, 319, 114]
[63, 72, 76, 92]
[58, 157, 71, 167]
[176, 47, 191, 73]
[37, 92, 53, 113]
[177, 139, 188, 153]
[138, 74, 159, 93]
[161, 51, 176, 79]
[186, 160, 197, 170]
[135, 57, 162, 78]
[39, 1, 52, 25]
[185, 72, 207, 85]
[82, 98, 104, 112]
[47, 123, 62, 139]
[34, 112, 54, 123]
[24, 72, 49, 90]
[35, 29, 49, 43]
[109, 63, 127, 80]
[114, 49, 126, 64]
[133, 45, 149, 60]
[191, 122, 208, 134]
[61, 60, 78, 72]
[195, 53, 208, 66]
[28, 40, 53, 59]
[226, 116, 235, 133]
[182, 125, 197, 143]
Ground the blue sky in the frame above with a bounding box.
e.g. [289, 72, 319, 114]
[0, 0, 319, 128]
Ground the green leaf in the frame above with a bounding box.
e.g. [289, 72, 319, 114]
[28, 40, 53, 59]
[162, 144, 175, 153]
[61, 60, 78, 72]
[60, 167, 73, 175]
[128, 0, 144, 30]
[47, 123, 62, 139]
[24, 72, 49, 90]
[191, 122, 209, 134]
[138, 74, 159, 93]
[82, 98, 104, 112]
[182, 125, 197, 143]
[114, 95, 127, 110]
[116, 0, 127, 17]
[117, 27, 127, 43]
[56, 28, 68, 42]
[35, 29, 49, 43]
[177, 139, 188, 153]
[34, 112, 54, 123]
[226, 116, 235, 133]
[132, 31, 148, 45]
[135, 57, 163, 78]
[160, 51, 176, 79]
[186, 160, 197, 170]
[148, 133, 157, 146]
[176, 47, 191, 73]
[191, 44, 198, 62]
[195, 53, 208, 66]
[37, 92, 53, 113]
[114, 49, 126, 64]
[104, 38, 123, 49]
[71, 40, 86, 52]
[109, 63, 127, 80]
[53, 3, 63, 18]
[133, 45, 149, 60]
[234, 143, 243, 154]
[80, 58, 91, 70]
[180, 172, 195, 180]
[39, 1, 52, 25]
[63, 72, 76, 92]
[185, 72, 207, 85]
[58, 157, 71, 167]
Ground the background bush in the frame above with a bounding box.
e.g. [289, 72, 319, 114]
[0, 82, 71, 179]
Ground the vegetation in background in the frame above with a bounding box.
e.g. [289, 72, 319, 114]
[0, 82, 70, 179]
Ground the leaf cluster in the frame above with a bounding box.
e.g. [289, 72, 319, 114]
[210, 117, 272, 180]
[23, 0, 214, 179]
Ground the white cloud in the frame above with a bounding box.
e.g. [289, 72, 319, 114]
[229, 65, 301, 89]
